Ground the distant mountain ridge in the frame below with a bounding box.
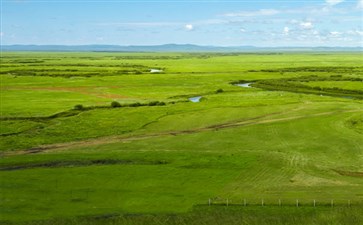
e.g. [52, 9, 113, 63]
[1, 44, 362, 52]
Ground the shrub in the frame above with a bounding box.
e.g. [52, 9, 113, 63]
[216, 89, 224, 93]
[148, 101, 160, 106]
[147, 101, 166, 106]
[129, 102, 142, 107]
[111, 101, 122, 108]
[74, 104, 84, 110]
[157, 101, 166, 106]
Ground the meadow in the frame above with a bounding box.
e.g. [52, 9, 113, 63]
[0, 52, 363, 224]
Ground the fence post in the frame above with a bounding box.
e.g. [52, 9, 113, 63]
[208, 198, 211, 206]
[296, 199, 299, 207]
[226, 198, 229, 207]
[313, 199, 316, 207]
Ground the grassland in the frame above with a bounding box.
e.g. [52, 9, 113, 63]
[0, 52, 363, 224]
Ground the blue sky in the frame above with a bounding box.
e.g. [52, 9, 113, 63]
[1, 0, 362, 46]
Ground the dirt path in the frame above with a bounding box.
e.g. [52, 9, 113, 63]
[3, 108, 362, 156]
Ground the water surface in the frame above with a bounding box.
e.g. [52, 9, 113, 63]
[150, 69, 163, 73]
[189, 96, 202, 102]
[236, 83, 252, 88]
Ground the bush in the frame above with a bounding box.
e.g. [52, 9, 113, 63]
[74, 104, 84, 110]
[157, 102, 166, 106]
[216, 89, 224, 93]
[148, 101, 160, 106]
[129, 102, 142, 107]
[148, 101, 166, 106]
[111, 101, 122, 108]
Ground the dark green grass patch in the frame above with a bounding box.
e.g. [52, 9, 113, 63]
[248, 75, 363, 99]
[0, 159, 168, 171]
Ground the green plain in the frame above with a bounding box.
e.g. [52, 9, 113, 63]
[0, 52, 362, 224]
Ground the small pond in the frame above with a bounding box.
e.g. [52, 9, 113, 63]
[150, 69, 163, 73]
[189, 96, 202, 103]
[236, 83, 252, 88]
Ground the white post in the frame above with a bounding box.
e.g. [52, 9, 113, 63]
[296, 199, 299, 207]
[313, 199, 316, 207]
[209, 198, 211, 206]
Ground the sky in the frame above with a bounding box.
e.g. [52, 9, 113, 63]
[1, 0, 362, 47]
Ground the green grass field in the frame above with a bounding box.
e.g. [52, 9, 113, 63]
[1, 52, 363, 224]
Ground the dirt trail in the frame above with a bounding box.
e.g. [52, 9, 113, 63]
[332, 169, 363, 177]
[3, 108, 362, 156]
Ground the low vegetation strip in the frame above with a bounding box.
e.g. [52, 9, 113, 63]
[0, 159, 168, 171]
[333, 169, 363, 178]
[0, 100, 174, 122]
[232, 75, 363, 99]
[0, 63, 162, 77]
[253, 82, 363, 99]
[0, 131, 28, 137]
[248, 66, 363, 73]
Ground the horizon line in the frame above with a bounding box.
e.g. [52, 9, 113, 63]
[1, 44, 363, 48]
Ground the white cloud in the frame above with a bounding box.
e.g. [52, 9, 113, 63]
[358, 0, 363, 8]
[330, 31, 341, 36]
[224, 9, 280, 17]
[240, 28, 246, 32]
[185, 24, 194, 31]
[300, 21, 313, 29]
[194, 19, 227, 25]
[283, 27, 289, 35]
[325, 0, 344, 5]
[96, 22, 179, 27]
[0, 32, 3, 37]
[347, 29, 363, 35]
[312, 30, 319, 35]
[288, 19, 299, 25]
[223, 5, 345, 19]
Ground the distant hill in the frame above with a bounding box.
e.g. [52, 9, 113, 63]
[1, 44, 362, 52]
